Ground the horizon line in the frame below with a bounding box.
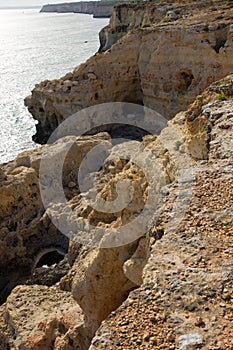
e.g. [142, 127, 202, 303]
[0, 6, 42, 9]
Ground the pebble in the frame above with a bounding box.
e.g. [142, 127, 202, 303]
[68, 181, 76, 188]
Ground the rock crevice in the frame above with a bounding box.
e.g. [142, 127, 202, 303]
[0, 1, 233, 349]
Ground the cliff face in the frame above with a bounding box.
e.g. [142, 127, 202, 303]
[40, 1, 124, 18]
[1, 75, 233, 349]
[26, 0, 233, 144]
[0, 1, 233, 349]
[0, 134, 110, 304]
[89, 76, 233, 350]
[98, 0, 233, 51]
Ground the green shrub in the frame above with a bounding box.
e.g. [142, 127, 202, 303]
[187, 114, 196, 122]
[216, 92, 227, 101]
[201, 125, 209, 133]
[174, 140, 183, 151]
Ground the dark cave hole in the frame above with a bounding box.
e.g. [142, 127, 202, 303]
[212, 38, 227, 53]
[36, 250, 65, 268]
[176, 69, 194, 91]
[84, 123, 152, 142]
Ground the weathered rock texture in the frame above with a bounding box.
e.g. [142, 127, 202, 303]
[89, 75, 233, 350]
[26, 0, 233, 144]
[0, 1, 233, 349]
[0, 285, 87, 350]
[1, 75, 233, 349]
[40, 1, 126, 18]
[0, 133, 110, 304]
[0, 129, 160, 347]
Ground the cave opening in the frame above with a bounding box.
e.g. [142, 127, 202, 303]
[36, 250, 65, 268]
[213, 38, 227, 53]
[84, 123, 152, 142]
[175, 69, 194, 91]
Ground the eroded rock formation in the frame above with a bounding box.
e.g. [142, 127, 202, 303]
[89, 75, 233, 350]
[0, 133, 110, 304]
[26, 0, 233, 144]
[1, 74, 233, 349]
[0, 1, 233, 349]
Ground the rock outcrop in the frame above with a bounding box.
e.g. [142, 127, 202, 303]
[26, 0, 233, 144]
[0, 285, 86, 350]
[1, 74, 233, 349]
[0, 1, 233, 349]
[0, 133, 110, 304]
[88, 75, 233, 350]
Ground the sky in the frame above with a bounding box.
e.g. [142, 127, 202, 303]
[0, 0, 77, 7]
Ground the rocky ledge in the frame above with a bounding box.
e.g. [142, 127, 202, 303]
[0, 0, 233, 349]
[90, 76, 233, 350]
[1, 74, 233, 349]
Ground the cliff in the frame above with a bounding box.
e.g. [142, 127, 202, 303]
[0, 0, 233, 349]
[1, 74, 233, 349]
[89, 75, 233, 349]
[26, 0, 233, 144]
[40, 1, 126, 18]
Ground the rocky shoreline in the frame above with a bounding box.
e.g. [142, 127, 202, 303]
[0, 1, 233, 349]
[26, 0, 233, 144]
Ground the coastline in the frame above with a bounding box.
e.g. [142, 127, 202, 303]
[26, 1, 233, 145]
[40, 1, 127, 18]
[0, 1, 233, 349]
[0, 9, 108, 164]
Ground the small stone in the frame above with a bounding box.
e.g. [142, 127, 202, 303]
[63, 80, 72, 86]
[149, 336, 157, 345]
[167, 332, 176, 342]
[222, 292, 231, 300]
[179, 333, 203, 349]
[143, 332, 151, 342]
[87, 72, 97, 80]
[208, 23, 218, 31]
[68, 181, 76, 188]
[166, 10, 178, 20]
[0, 167, 7, 181]
[194, 317, 204, 327]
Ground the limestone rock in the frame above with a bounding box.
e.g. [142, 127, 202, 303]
[70, 245, 138, 337]
[40, 1, 121, 18]
[123, 236, 150, 286]
[0, 133, 110, 304]
[89, 78, 233, 349]
[1, 2, 233, 347]
[0, 285, 85, 350]
[1, 75, 233, 349]
[0, 167, 6, 181]
[25, 0, 233, 144]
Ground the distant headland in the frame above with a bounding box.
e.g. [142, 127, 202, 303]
[40, 1, 127, 18]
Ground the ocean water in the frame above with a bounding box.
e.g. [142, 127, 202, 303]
[0, 9, 108, 163]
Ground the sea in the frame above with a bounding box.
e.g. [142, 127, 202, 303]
[0, 8, 108, 163]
